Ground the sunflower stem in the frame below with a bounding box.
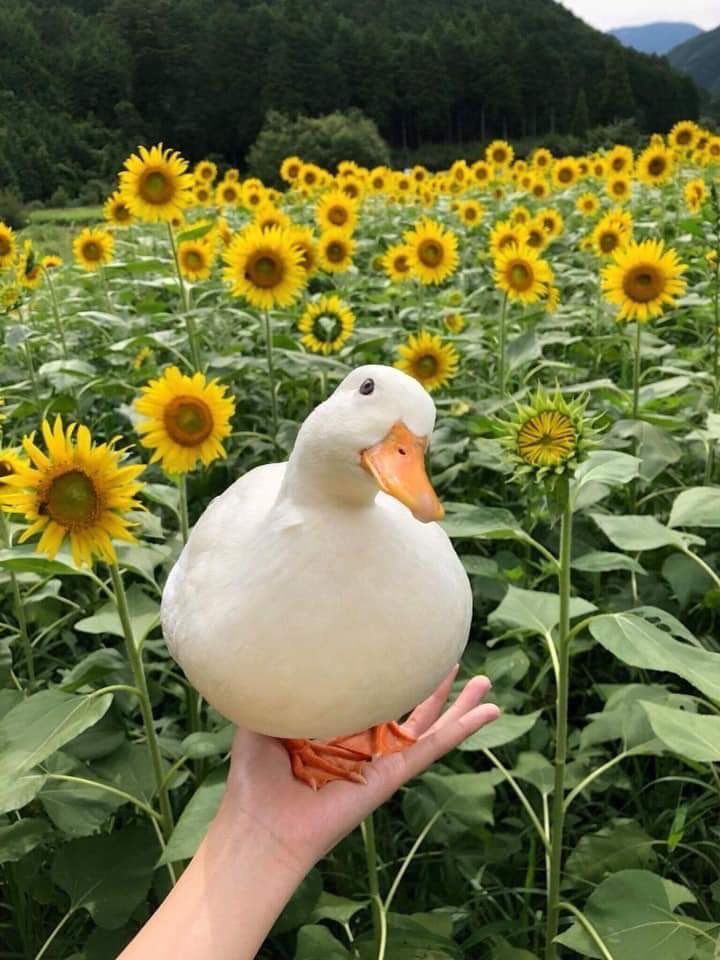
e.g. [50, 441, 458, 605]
[166, 222, 201, 371]
[177, 474, 190, 544]
[99, 265, 113, 313]
[545, 477, 572, 960]
[0, 514, 34, 685]
[43, 268, 67, 358]
[361, 814, 386, 960]
[109, 561, 175, 848]
[631, 321, 642, 420]
[706, 251, 720, 484]
[263, 310, 280, 441]
[497, 293, 509, 396]
[176, 475, 203, 775]
[23, 339, 40, 407]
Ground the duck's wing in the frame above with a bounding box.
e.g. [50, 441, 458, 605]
[160, 461, 289, 662]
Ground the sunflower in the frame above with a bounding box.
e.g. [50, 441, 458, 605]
[288, 226, 318, 276]
[103, 191, 134, 228]
[456, 199, 484, 228]
[531, 148, 553, 170]
[494, 242, 553, 304]
[590, 157, 607, 179]
[530, 177, 550, 200]
[317, 229, 355, 273]
[545, 285, 560, 313]
[0, 448, 26, 487]
[501, 386, 596, 485]
[576, 193, 600, 216]
[450, 160, 469, 186]
[523, 219, 548, 251]
[668, 120, 700, 152]
[193, 183, 213, 206]
[119, 143, 194, 223]
[684, 178, 708, 213]
[0, 222, 16, 269]
[224, 168, 240, 183]
[602, 239, 687, 323]
[382, 243, 413, 282]
[298, 295, 355, 355]
[636, 144, 674, 186]
[299, 163, 323, 191]
[471, 160, 492, 186]
[537, 208, 564, 239]
[403, 219, 459, 285]
[254, 203, 291, 232]
[411, 165, 428, 184]
[41, 255, 62, 270]
[134, 366, 235, 475]
[316, 190, 357, 233]
[216, 179, 242, 207]
[591, 211, 632, 257]
[16, 241, 42, 289]
[489, 220, 524, 257]
[0, 418, 143, 566]
[73, 227, 114, 272]
[443, 313, 466, 334]
[607, 145, 634, 175]
[242, 181, 266, 210]
[510, 205, 531, 226]
[194, 160, 217, 184]
[368, 167, 391, 193]
[708, 136, 720, 161]
[606, 175, 631, 203]
[552, 157, 579, 189]
[395, 330, 459, 392]
[178, 239, 213, 281]
[487, 139, 514, 168]
[280, 155, 302, 183]
[223, 224, 306, 309]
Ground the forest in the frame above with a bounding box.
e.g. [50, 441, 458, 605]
[0, 0, 700, 202]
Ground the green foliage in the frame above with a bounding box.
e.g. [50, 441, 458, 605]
[0, 0, 702, 201]
[246, 110, 391, 186]
[0, 189, 27, 230]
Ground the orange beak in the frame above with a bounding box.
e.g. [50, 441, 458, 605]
[361, 422, 444, 523]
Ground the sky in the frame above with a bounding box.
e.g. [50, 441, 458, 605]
[559, 1, 720, 31]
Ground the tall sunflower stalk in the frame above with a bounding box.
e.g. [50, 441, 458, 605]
[705, 185, 720, 483]
[499, 388, 596, 960]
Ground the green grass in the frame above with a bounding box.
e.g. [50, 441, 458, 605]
[23, 206, 103, 260]
[28, 205, 102, 224]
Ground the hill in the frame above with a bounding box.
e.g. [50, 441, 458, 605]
[0, 0, 701, 203]
[609, 22, 702, 55]
[668, 24, 720, 92]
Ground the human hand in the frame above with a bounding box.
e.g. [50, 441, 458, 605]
[213, 667, 499, 873]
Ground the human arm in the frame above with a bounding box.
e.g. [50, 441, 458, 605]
[120, 670, 499, 959]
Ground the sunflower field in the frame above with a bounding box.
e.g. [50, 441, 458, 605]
[1, 122, 720, 959]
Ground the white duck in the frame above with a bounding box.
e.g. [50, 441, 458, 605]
[161, 364, 472, 788]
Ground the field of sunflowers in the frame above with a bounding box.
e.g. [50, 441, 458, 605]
[1, 120, 720, 959]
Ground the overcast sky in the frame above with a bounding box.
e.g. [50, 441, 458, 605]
[559, 0, 720, 31]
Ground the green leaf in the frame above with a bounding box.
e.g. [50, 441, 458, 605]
[295, 925, 351, 959]
[507, 330, 541, 372]
[572, 451, 641, 507]
[641, 702, 720, 762]
[662, 554, 714, 608]
[460, 555, 499, 578]
[311, 892, 369, 925]
[0, 546, 88, 577]
[490, 938, 540, 960]
[580, 684, 677, 751]
[93, 741, 160, 804]
[510, 751, 554, 796]
[589, 613, 720, 700]
[52, 825, 159, 929]
[181, 725, 234, 759]
[272, 869, 323, 935]
[555, 869, 697, 960]
[668, 487, 720, 528]
[176, 222, 214, 244]
[442, 506, 526, 541]
[564, 819, 658, 887]
[489, 586, 596, 637]
[159, 765, 226, 864]
[0, 690, 113, 780]
[422, 771, 498, 827]
[40, 774, 124, 838]
[0, 818, 51, 864]
[457, 710, 541, 751]
[59, 650, 128, 693]
[591, 514, 699, 552]
[75, 585, 160, 644]
[572, 551, 646, 574]
[0, 772, 47, 814]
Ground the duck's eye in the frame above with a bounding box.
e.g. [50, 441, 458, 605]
[359, 378, 375, 396]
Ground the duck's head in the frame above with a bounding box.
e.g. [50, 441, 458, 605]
[285, 364, 443, 523]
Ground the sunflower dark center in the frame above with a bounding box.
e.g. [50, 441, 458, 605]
[247, 253, 282, 287]
[648, 157, 665, 176]
[677, 131, 691, 145]
[83, 242, 101, 261]
[164, 396, 214, 446]
[558, 168, 572, 183]
[46, 470, 99, 527]
[184, 250, 204, 271]
[418, 239, 443, 267]
[510, 262, 533, 291]
[623, 265, 662, 303]
[328, 206, 348, 226]
[416, 354, 439, 378]
[527, 230, 543, 248]
[141, 170, 173, 204]
[394, 254, 410, 273]
[311, 312, 342, 343]
[0, 459, 14, 479]
[0, 236, 11, 256]
[326, 241, 345, 263]
[600, 232, 618, 253]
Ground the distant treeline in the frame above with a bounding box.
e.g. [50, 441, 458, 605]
[0, 0, 700, 202]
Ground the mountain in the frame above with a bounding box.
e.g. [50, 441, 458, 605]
[668, 25, 720, 92]
[609, 22, 702, 55]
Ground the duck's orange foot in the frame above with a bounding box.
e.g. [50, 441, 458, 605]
[283, 738, 371, 790]
[283, 723, 417, 790]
